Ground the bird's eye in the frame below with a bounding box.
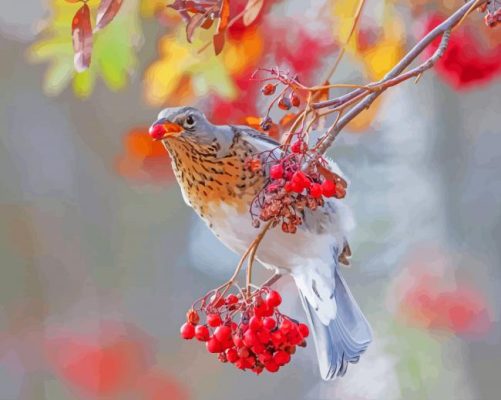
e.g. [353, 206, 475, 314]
[184, 115, 196, 129]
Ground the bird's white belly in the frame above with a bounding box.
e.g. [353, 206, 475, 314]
[206, 203, 344, 273]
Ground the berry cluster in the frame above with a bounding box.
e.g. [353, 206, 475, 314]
[251, 142, 347, 233]
[180, 289, 309, 374]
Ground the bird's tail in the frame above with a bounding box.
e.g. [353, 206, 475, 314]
[294, 268, 372, 380]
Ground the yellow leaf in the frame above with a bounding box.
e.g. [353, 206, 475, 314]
[143, 27, 237, 106]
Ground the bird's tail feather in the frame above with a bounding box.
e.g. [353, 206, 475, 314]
[296, 269, 372, 380]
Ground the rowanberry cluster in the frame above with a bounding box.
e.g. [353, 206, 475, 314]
[251, 141, 347, 233]
[180, 289, 309, 374]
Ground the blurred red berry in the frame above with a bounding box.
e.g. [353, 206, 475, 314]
[214, 325, 232, 342]
[321, 180, 336, 197]
[180, 323, 195, 340]
[298, 323, 310, 338]
[266, 290, 282, 308]
[262, 83, 276, 96]
[278, 97, 292, 110]
[270, 164, 284, 179]
[207, 314, 222, 327]
[195, 325, 210, 342]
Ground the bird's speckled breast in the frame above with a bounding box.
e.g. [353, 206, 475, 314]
[164, 135, 265, 221]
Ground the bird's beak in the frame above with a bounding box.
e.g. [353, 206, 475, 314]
[149, 119, 183, 140]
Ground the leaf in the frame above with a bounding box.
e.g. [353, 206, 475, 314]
[95, 0, 124, 32]
[242, 0, 264, 26]
[213, 31, 225, 55]
[186, 13, 205, 43]
[29, 0, 140, 97]
[217, 0, 230, 33]
[72, 3, 93, 72]
[212, 0, 230, 54]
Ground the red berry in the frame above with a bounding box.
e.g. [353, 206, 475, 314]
[218, 352, 228, 363]
[321, 180, 336, 197]
[244, 356, 256, 369]
[278, 97, 292, 110]
[291, 140, 303, 153]
[243, 330, 258, 347]
[252, 366, 264, 375]
[235, 358, 246, 370]
[233, 335, 243, 348]
[270, 164, 284, 179]
[290, 94, 300, 107]
[252, 342, 266, 354]
[207, 313, 222, 327]
[225, 294, 238, 305]
[214, 325, 232, 342]
[271, 331, 283, 347]
[148, 123, 167, 140]
[274, 350, 291, 366]
[280, 319, 292, 334]
[258, 351, 273, 363]
[263, 317, 277, 331]
[309, 183, 322, 198]
[249, 316, 263, 331]
[298, 323, 310, 338]
[257, 330, 271, 344]
[195, 325, 210, 341]
[180, 323, 195, 340]
[206, 337, 223, 353]
[265, 360, 280, 373]
[238, 347, 250, 358]
[226, 348, 239, 363]
[262, 83, 276, 96]
[266, 290, 282, 308]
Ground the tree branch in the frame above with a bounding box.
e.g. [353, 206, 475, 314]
[310, 0, 488, 158]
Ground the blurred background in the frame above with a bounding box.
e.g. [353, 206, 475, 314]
[1, 0, 500, 399]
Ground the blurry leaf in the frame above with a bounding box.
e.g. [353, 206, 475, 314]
[71, 3, 92, 72]
[95, 0, 124, 32]
[143, 28, 237, 106]
[29, 0, 141, 97]
[213, 0, 230, 54]
[213, 31, 225, 55]
[243, 0, 264, 26]
[186, 13, 205, 42]
[222, 25, 263, 75]
[217, 0, 231, 32]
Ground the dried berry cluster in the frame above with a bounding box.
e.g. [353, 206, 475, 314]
[180, 289, 309, 374]
[251, 143, 347, 233]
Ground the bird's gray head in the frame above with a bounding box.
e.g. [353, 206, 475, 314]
[149, 106, 217, 145]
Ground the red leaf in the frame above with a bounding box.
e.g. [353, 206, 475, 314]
[95, 0, 124, 32]
[217, 0, 231, 33]
[72, 3, 93, 72]
[213, 31, 226, 55]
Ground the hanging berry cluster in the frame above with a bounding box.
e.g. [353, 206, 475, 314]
[180, 288, 309, 374]
[248, 68, 348, 234]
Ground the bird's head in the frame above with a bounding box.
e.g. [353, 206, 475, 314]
[149, 106, 217, 145]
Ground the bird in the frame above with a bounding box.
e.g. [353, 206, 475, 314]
[149, 106, 372, 380]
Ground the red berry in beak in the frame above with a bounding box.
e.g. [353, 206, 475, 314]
[149, 123, 167, 140]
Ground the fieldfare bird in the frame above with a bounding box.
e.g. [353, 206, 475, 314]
[150, 106, 372, 380]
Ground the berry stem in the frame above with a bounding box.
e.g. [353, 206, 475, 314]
[246, 221, 273, 298]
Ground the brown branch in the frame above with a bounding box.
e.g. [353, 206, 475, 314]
[311, 0, 487, 158]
